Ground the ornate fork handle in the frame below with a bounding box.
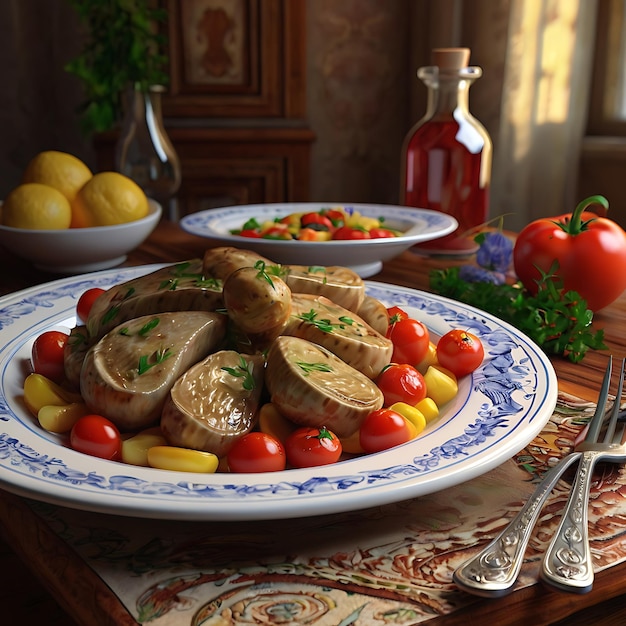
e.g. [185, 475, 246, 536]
[540, 450, 602, 593]
[453, 453, 582, 597]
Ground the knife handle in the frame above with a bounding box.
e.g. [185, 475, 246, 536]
[453, 452, 581, 597]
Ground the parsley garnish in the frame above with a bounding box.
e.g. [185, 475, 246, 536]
[221, 356, 256, 390]
[429, 266, 607, 363]
[296, 309, 355, 333]
[296, 362, 333, 376]
[137, 348, 172, 374]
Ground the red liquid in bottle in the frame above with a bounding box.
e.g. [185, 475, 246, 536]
[401, 49, 492, 254]
[404, 118, 490, 252]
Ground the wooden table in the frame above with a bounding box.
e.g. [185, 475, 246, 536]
[1, 219, 626, 625]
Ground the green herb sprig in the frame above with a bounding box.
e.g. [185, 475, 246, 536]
[222, 356, 256, 391]
[429, 266, 607, 363]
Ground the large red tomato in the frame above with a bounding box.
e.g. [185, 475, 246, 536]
[513, 195, 626, 311]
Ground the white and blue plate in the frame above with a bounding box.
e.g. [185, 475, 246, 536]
[0, 265, 557, 521]
[180, 203, 458, 278]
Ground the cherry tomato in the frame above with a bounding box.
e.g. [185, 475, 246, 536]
[31, 330, 69, 382]
[436, 329, 484, 377]
[386, 306, 409, 324]
[368, 228, 397, 238]
[300, 212, 334, 231]
[386, 317, 430, 365]
[285, 426, 342, 468]
[332, 226, 370, 240]
[76, 288, 106, 323]
[376, 363, 427, 406]
[227, 432, 286, 473]
[359, 408, 416, 453]
[238, 228, 262, 238]
[513, 195, 626, 311]
[70, 414, 122, 461]
[320, 209, 345, 227]
[262, 225, 293, 240]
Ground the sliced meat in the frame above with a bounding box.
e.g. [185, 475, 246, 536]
[63, 324, 90, 389]
[265, 336, 384, 437]
[161, 351, 265, 457]
[357, 295, 389, 336]
[283, 265, 365, 312]
[86, 259, 223, 341]
[203, 246, 276, 281]
[80, 311, 227, 431]
[222, 265, 292, 347]
[283, 294, 393, 379]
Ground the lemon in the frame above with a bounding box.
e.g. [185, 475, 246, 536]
[71, 172, 149, 227]
[1, 183, 72, 230]
[23, 151, 92, 203]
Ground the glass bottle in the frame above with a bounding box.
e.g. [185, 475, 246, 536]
[401, 48, 492, 254]
[115, 84, 182, 221]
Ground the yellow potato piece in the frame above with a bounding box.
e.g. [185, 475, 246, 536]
[415, 397, 439, 423]
[147, 446, 219, 473]
[23, 373, 82, 416]
[389, 402, 426, 436]
[37, 402, 89, 433]
[122, 430, 168, 466]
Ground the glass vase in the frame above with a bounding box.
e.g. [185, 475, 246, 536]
[115, 84, 182, 220]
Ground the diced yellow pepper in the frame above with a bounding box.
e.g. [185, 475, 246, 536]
[424, 365, 458, 407]
[389, 402, 426, 436]
[147, 446, 219, 473]
[415, 342, 439, 375]
[346, 212, 380, 230]
[38, 402, 90, 433]
[415, 397, 439, 423]
[122, 429, 169, 466]
[23, 373, 83, 416]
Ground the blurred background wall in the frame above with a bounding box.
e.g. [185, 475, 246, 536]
[1, 0, 623, 231]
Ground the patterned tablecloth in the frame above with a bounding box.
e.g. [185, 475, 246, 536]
[30, 392, 626, 625]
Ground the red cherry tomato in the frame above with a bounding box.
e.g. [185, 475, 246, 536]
[70, 414, 122, 461]
[368, 228, 397, 239]
[359, 408, 415, 453]
[386, 306, 409, 324]
[300, 212, 334, 231]
[227, 432, 286, 473]
[320, 209, 346, 227]
[238, 229, 262, 238]
[386, 317, 430, 365]
[262, 225, 293, 240]
[376, 363, 427, 406]
[436, 329, 484, 378]
[332, 226, 370, 240]
[31, 330, 69, 382]
[285, 426, 342, 468]
[76, 288, 106, 324]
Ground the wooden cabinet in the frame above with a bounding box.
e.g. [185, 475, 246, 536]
[95, 0, 314, 217]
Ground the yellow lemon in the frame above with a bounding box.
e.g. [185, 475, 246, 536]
[71, 172, 149, 227]
[22, 151, 93, 203]
[1, 183, 72, 229]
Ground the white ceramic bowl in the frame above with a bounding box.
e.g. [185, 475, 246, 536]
[0, 199, 161, 274]
[180, 203, 458, 277]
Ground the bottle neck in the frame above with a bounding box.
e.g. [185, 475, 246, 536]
[418, 66, 481, 119]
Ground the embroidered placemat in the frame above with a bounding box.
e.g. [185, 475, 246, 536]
[30, 392, 626, 625]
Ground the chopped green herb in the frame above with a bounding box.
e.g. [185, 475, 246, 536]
[296, 362, 333, 376]
[254, 260, 276, 288]
[138, 318, 160, 336]
[137, 347, 172, 375]
[102, 305, 121, 326]
[429, 266, 607, 363]
[222, 356, 256, 390]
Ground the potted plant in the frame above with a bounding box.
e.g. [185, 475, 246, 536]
[65, 0, 169, 134]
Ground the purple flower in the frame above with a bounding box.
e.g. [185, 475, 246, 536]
[459, 265, 506, 285]
[476, 231, 513, 272]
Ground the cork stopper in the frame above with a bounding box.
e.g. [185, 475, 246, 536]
[431, 48, 471, 70]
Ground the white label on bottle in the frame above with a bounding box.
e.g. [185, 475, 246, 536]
[427, 149, 445, 203]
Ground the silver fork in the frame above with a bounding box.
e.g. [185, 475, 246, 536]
[453, 356, 615, 597]
[541, 356, 626, 593]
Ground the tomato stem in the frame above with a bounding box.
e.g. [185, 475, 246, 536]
[560, 195, 609, 235]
